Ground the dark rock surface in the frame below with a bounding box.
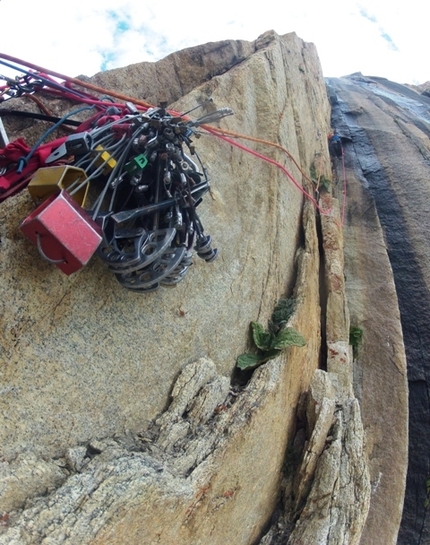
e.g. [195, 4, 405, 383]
[327, 75, 430, 545]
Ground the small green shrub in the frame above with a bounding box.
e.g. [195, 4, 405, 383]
[310, 164, 317, 180]
[349, 326, 363, 359]
[319, 175, 331, 192]
[269, 298, 296, 334]
[425, 477, 430, 508]
[236, 298, 305, 371]
[310, 164, 332, 193]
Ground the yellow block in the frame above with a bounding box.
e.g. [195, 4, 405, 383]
[95, 145, 117, 173]
[28, 165, 89, 207]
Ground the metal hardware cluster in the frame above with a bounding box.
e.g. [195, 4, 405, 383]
[0, 73, 43, 101]
[51, 103, 233, 291]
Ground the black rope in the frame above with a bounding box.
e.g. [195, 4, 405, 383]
[0, 109, 81, 127]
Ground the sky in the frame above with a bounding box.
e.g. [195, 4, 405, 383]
[0, 0, 427, 86]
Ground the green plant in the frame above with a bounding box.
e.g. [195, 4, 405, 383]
[269, 297, 296, 334]
[349, 326, 363, 359]
[319, 175, 331, 192]
[310, 164, 317, 180]
[425, 477, 430, 508]
[310, 163, 332, 193]
[236, 298, 306, 371]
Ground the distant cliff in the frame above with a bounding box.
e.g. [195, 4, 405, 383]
[0, 34, 410, 544]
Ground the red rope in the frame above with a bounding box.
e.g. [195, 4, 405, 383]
[340, 149, 347, 226]
[0, 53, 334, 217]
[0, 52, 153, 109]
[204, 127, 332, 215]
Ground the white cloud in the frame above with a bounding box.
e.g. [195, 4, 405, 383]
[0, 0, 428, 85]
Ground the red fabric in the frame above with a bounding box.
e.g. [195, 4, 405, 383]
[74, 112, 105, 133]
[111, 123, 133, 138]
[0, 136, 68, 195]
[0, 138, 31, 166]
[0, 176, 31, 201]
[0, 157, 40, 190]
[95, 115, 121, 127]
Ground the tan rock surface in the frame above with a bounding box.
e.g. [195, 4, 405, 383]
[256, 197, 370, 545]
[88, 39, 255, 106]
[287, 197, 371, 545]
[0, 33, 409, 545]
[0, 31, 332, 543]
[0, 196, 322, 544]
[0, 31, 329, 467]
[342, 166, 408, 545]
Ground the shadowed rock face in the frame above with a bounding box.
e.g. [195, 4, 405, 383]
[328, 75, 430, 545]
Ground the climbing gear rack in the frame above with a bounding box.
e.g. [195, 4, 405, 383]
[0, 64, 233, 290]
[26, 104, 232, 289]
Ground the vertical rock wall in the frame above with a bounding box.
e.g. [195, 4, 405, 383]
[0, 31, 335, 544]
[0, 34, 408, 545]
[0, 31, 329, 464]
[327, 75, 412, 544]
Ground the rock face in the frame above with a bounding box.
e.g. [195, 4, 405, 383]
[328, 75, 430, 544]
[1, 30, 328, 463]
[0, 33, 409, 544]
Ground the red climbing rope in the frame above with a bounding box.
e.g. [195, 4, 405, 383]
[0, 52, 332, 216]
[340, 149, 347, 226]
[203, 126, 331, 216]
[0, 52, 153, 110]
